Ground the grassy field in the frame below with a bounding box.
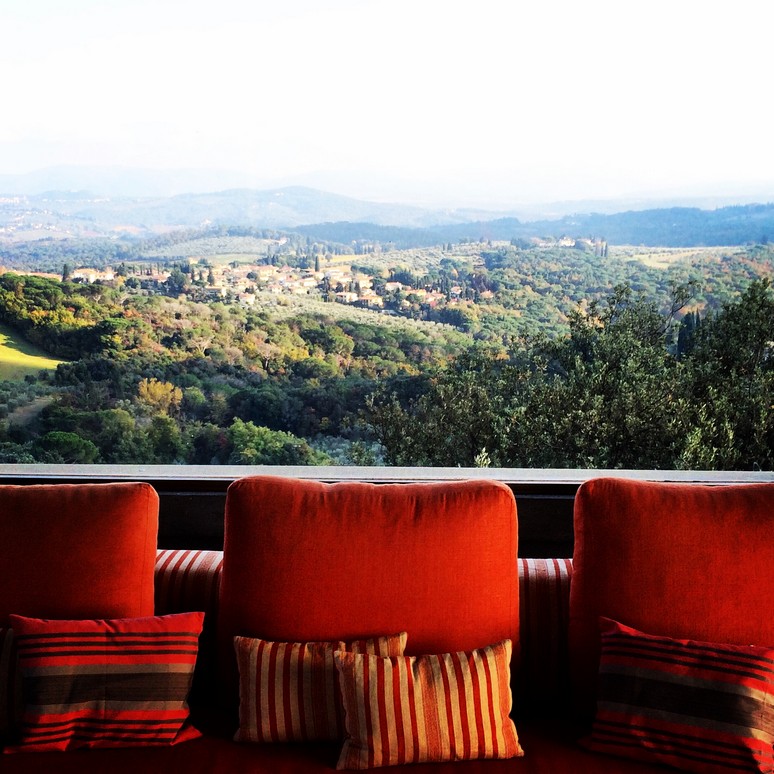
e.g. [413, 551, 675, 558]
[609, 245, 732, 269]
[0, 323, 65, 380]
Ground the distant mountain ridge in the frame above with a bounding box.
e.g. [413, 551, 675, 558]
[2, 181, 774, 247]
[13, 186, 482, 229]
[295, 204, 774, 248]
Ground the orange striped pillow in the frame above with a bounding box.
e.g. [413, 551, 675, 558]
[234, 632, 407, 743]
[334, 639, 523, 769]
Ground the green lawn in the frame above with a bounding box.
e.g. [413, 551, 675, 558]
[0, 323, 65, 380]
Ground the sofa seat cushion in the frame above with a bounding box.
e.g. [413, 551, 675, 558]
[0, 482, 160, 741]
[0, 482, 159, 622]
[219, 477, 518, 708]
[0, 723, 673, 773]
[515, 720, 680, 773]
[569, 478, 774, 715]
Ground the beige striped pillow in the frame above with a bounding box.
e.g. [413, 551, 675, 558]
[234, 633, 407, 743]
[334, 639, 523, 769]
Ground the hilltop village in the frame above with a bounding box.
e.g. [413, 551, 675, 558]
[61, 256, 471, 312]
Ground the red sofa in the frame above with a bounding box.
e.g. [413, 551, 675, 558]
[1, 476, 772, 773]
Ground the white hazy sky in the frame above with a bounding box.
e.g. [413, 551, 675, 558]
[2, 0, 773, 207]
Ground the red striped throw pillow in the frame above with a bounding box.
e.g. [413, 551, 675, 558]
[6, 611, 204, 752]
[234, 632, 407, 743]
[586, 618, 774, 774]
[334, 639, 523, 769]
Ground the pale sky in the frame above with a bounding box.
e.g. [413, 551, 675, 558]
[2, 0, 773, 207]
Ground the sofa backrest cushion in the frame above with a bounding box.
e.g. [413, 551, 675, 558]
[569, 477, 774, 716]
[218, 476, 518, 707]
[0, 482, 159, 623]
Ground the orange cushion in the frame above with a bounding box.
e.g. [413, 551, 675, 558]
[219, 477, 518, 707]
[568, 477, 774, 716]
[0, 482, 159, 623]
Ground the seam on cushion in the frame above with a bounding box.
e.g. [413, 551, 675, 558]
[511, 492, 518, 655]
[141, 483, 156, 615]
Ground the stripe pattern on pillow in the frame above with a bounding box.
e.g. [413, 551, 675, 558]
[335, 639, 523, 770]
[234, 632, 407, 744]
[587, 618, 774, 774]
[7, 611, 204, 752]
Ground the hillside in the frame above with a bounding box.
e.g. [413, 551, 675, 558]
[0, 323, 65, 380]
[0, 268, 769, 470]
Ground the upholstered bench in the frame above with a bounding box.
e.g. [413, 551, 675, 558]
[1, 476, 772, 773]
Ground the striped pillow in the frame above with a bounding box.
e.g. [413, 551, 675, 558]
[586, 618, 774, 774]
[334, 639, 523, 769]
[234, 632, 407, 743]
[6, 611, 204, 752]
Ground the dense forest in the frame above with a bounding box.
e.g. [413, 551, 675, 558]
[0, 236, 771, 470]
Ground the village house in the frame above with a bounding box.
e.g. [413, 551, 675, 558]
[72, 268, 115, 283]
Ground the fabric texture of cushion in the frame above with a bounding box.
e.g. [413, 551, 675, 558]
[0, 482, 159, 624]
[334, 639, 523, 769]
[0, 627, 21, 743]
[234, 633, 407, 743]
[219, 477, 518, 709]
[569, 477, 774, 716]
[586, 618, 774, 774]
[6, 611, 204, 752]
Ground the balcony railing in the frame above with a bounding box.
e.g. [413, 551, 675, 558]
[1, 465, 771, 557]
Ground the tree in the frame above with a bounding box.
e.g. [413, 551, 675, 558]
[137, 378, 183, 415]
[37, 431, 100, 463]
[678, 280, 774, 470]
[226, 418, 330, 465]
[165, 268, 188, 295]
[366, 353, 509, 466]
[146, 415, 187, 462]
[366, 285, 691, 469]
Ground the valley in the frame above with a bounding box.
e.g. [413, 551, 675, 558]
[0, 195, 771, 471]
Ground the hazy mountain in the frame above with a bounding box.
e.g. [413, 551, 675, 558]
[15, 187, 501, 230]
[3, 168, 774, 247]
[5, 165, 773, 225]
[296, 204, 774, 248]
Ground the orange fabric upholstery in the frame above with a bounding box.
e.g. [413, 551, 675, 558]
[0, 483, 159, 624]
[157, 551, 576, 722]
[218, 477, 518, 709]
[2, 536, 686, 772]
[569, 477, 774, 716]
